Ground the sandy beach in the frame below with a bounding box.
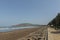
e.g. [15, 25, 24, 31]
[48, 27, 60, 40]
[1, 27, 60, 40]
[0, 28, 40, 40]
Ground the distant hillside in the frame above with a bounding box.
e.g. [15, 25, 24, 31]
[12, 23, 40, 27]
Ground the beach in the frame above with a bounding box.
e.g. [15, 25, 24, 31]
[0, 28, 40, 40]
[48, 27, 60, 40]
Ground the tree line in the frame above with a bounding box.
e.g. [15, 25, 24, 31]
[48, 13, 60, 29]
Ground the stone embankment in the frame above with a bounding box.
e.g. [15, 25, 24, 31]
[18, 26, 48, 40]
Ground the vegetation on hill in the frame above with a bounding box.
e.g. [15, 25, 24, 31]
[12, 23, 40, 27]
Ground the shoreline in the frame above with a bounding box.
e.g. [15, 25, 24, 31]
[0, 26, 40, 32]
[0, 28, 40, 40]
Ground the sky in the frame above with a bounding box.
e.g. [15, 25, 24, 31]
[0, 0, 60, 26]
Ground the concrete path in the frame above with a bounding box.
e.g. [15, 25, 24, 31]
[48, 27, 60, 40]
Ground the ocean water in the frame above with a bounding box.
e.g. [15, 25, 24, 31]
[0, 26, 39, 32]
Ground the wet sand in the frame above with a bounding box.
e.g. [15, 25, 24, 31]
[0, 28, 40, 40]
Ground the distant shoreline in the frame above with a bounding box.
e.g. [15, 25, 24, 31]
[0, 26, 40, 32]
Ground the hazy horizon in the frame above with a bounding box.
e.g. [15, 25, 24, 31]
[0, 0, 60, 26]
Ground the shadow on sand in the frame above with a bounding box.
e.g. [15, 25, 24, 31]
[51, 31, 60, 34]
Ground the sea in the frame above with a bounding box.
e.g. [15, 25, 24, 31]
[0, 26, 40, 32]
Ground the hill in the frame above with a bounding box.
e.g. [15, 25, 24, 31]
[12, 23, 40, 27]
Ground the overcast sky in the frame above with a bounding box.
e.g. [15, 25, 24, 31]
[0, 0, 60, 26]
